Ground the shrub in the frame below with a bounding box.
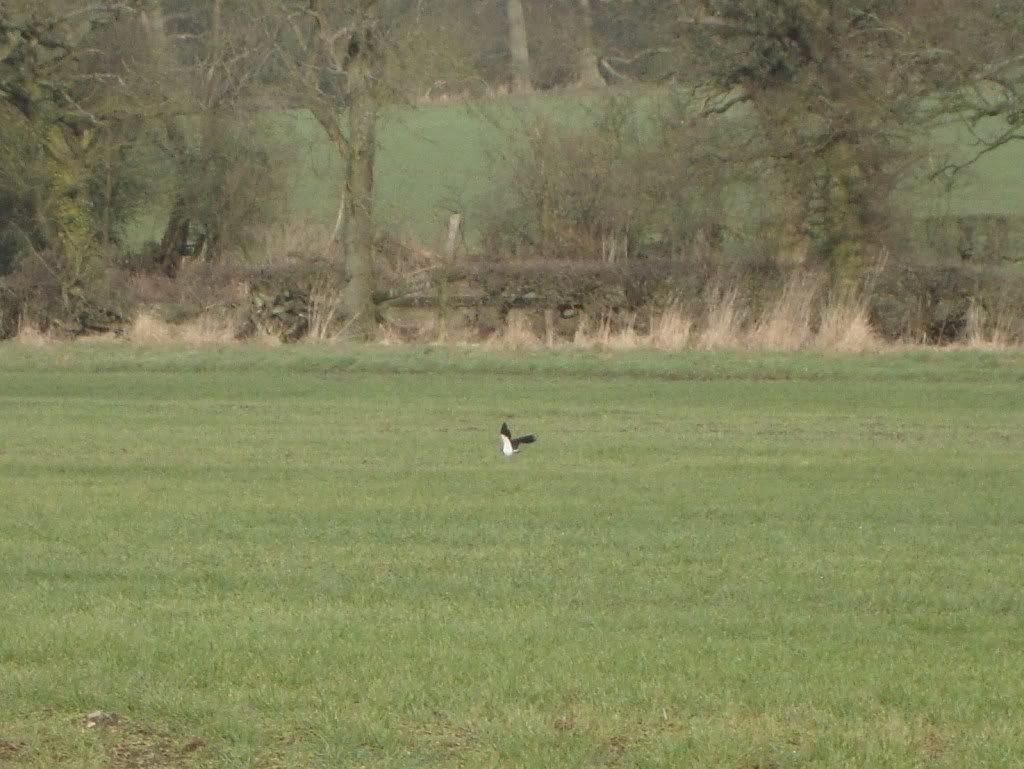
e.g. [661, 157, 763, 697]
[479, 96, 729, 261]
[869, 262, 1024, 343]
[0, 250, 128, 339]
[240, 260, 348, 341]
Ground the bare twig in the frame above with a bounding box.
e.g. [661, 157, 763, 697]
[700, 87, 751, 116]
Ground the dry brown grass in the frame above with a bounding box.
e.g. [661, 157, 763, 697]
[815, 294, 879, 352]
[306, 277, 345, 341]
[258, 218, 335, 263]
[12, 315, 53, 346]
[649, 306, 695, 351]
[559, 277, 882, 353]
[747, 273, 819, 351]
[573, 313, 643, 350]
[0, 282, 909, 352]
[567, 307, 693, 352]
[697, 285, 745, 350]
[127, 311, 242, 345]
[377, 310, 440, 344]
[485, 310, 542, 350]
[960, 300, 1017, 349]
[375, 321, 408, 346]
[13, 258, 1020, 351]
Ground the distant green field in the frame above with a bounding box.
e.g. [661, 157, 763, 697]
[129, 86, 1024, 253]
[131, 88, 618, 251]
[2, 343, 1024, 768]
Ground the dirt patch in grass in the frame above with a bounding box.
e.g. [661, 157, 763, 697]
[551, 710, 579, 732]
[403, 711, 483, 763]
[593, 732, 645, 767]
[0, 740, 26, 761]
[917, 723, 949, 761]
[82, 713, 210, 769]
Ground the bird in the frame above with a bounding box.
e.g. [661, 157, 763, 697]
[500, 422, 536, 457]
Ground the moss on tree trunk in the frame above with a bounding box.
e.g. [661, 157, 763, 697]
[822, 139, 872, 293]
[43, 124, 96, 264]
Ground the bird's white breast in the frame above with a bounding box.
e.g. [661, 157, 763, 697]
[500, 434, 514, 456]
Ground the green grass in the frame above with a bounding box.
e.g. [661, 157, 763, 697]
[2, 343, 1024, 768]
[130, 88, 617, 251]
[128, 85, 1024, 252]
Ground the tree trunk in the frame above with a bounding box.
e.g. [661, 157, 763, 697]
[39, 123, 103, 329]
[151, 0, 226, 267]
[341, 22, 379, 339]
[823, 138, 871, 293]
[772, 139, 875, 291]
[575, 0, 604, 88]
[304, 0, 349, 202]
[157, 118, 191, 275]
[200, 0, 224, 258]
[140, 0, 187, 270]
[101, 126, 114, 250]
[301, 0, 379, 338]
[44, 124, 95, 266]
[506, 0, 532, 93]
[777, 162, 809, 266]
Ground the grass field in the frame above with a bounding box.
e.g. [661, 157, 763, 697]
[2, 344, 1024, 768]
[129, 86, 1024, 252]
[130, 88, 613, 251]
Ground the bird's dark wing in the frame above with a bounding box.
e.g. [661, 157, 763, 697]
[500, 422, 512, 439]
[511, 434, 536, 448]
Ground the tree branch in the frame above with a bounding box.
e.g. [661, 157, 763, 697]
[929, 128, 1024, 187]
[700, 87, 751, 116]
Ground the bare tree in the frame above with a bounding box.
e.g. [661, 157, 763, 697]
[135, 0, 287, 272]
[288, 0, 384, 338]
[670, 1, 940, 287]
[664, 0, 1024, 283]
[287, 0, 488, 337]
[912, 0, 1024, 185]
[336, 3, 380, 336]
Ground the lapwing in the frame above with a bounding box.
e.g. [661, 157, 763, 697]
[500, 422, 536, 457]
